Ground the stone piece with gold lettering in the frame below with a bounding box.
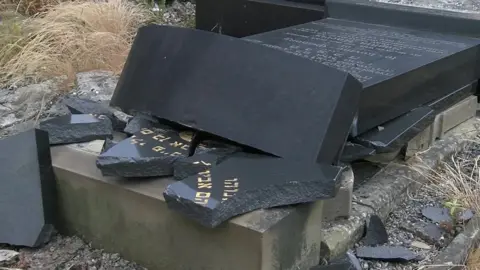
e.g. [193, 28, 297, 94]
[123, 114, 171, 136]
[96, 128, 201, 177]
[39, 114, 113, 145]
[0, 129, 56, 247]
[164, 153, 344, 228]
[64, 97, 125, 131]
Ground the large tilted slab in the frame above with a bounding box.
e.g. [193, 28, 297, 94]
[243, 18, 480, 135]
[110, 25, 362, 164]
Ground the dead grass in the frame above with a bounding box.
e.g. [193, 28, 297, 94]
[0, 0, 157, 88]
[1, 0, 63, 16]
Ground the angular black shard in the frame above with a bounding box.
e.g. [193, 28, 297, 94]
[102, 138, 118, 153]
[356, 246, 421, 262]
[164, 153, 343, 228]
[244, 18, 480, 135]
[353, 107, 435, 153]
[422, 207, 453, 223]
[339, 142, 375, 163]
[196, 0, 325, 38]
[311, 250, 361, 270]
[39, 114, 113, 145]
[363, 214, 389, 246]
[325, 0, 480, 37]
[123, 114, 172, 135]
[96, 127, 197, 177]
[63, 97, 125, 131]
[0, 129, 56, 247]
[173, 146, 240, 180]
[111, 25, 362, 165]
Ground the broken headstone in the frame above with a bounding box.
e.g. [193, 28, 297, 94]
[363, 214, 389, 246]
[123, 114, 169, 135]
[356, 246, 421, 262]
[0, 129, 56, 247]
[39, 114, 113, 145]
[422, 207, 453, 223]
[64, 97, 125, 131]
[164, 153, 343, 228]
[96, 128, 197, 177]
[173, 146, 239, 180]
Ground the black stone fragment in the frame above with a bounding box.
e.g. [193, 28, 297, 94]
[123, 114, 171, 135]
[0, 129, 56, 247]
[102, 138, 118, 153]
[39, 114, 113, 145]
[63, 97, 125, 131]
[173, 146, 240, 180]
[422, 207, 453, 223]
[311, 250, 361, 270]
[356, 246, 421, 262]
[354, 107, 435, 153]
[164, 153, 343, 228]
[340, 142, 376, 163]
[458, 209, 474, 222]
[96, 127, 196, 177]
[400, 221, 446, 246]
[363, 214, 389, 246]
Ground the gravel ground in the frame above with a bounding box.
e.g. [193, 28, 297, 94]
[373, 0, 480, 13]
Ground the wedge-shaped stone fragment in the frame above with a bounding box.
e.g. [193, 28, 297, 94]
[164, 153, 343, 227]
[64, 97, 125, 131]
[110, 25, 362, 164]
[39, 114, 113, 145]
[0, 129, 56, 247]
[356, 246, 421, 262]
[363, 214, 389, 246]
[96, 128, 197, 177]
[354, 107, 435, 153]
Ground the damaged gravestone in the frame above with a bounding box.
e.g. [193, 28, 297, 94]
[164, 153, 343, 227]
[0, 129, 56, 247]
[96, 127, 200, 177]
[123, 114, 165, 135]
[110, 25, 362, 165]
[39, 114, 113, 145]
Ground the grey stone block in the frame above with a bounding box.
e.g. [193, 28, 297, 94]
[323, 166, 353, 222]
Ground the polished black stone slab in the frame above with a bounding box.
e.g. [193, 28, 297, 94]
[339, 142, 375, 163]
[64, 97, 125, 131]
[244, 18, 480, 135]
[173, 146, 240, 180]
[164, 153, 343, 228]
[354, 107, 435, 153]
[0, 129, 56, 247]
[428, 82, 475, 112]
[196, 0, 324, 38]
[39, 114, 113, 145]
[96, 128, 199, 177]
[326, 0, 480, 38]
[110, 25, 362, 164]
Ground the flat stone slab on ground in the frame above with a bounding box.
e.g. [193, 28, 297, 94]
[110, 24, 362, 165]
[165, 153, 343, 227]
[356, 246, 421, 262]
[0, 129, 56, 247]
[422, 207, 453, 223]
[39, 114, 113, 145]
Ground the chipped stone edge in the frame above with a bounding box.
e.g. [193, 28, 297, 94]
[321, 118, 480, 260]
[419, 216, 480, 270]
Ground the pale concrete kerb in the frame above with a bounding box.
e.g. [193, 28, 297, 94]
[51, 140, 326, 270]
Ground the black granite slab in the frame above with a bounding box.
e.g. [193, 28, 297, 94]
[339, 142, 375, 163]
[164, 153, 343, 227]
[196, 0, 325, 38]
[64, 97, 125, 131]
[244, 18, 480, 135]
[353, 107, 435, 153]
[0, 129, 56, 247]
[39, 114, 113, 145]
[428, 82, 475, 112]
[110, 25, 362, 165]
[96, 128, 200, 177]
[325, 0, 480, 38]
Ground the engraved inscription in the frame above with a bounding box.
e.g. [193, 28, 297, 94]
[195, 170, 212, 205]
[222, 178, 239, 202]
[129, 128, 190, 157]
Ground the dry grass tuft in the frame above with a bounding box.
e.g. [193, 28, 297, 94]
[1, 0, 62, 16]
[0, 0, 157, 88]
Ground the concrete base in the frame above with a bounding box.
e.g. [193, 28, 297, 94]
[51, 140, 327, 270]
[406, 95, 477, 158]
[322, 167, 353, 222]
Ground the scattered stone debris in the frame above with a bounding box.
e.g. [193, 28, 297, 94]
[363, 214, 389, 246]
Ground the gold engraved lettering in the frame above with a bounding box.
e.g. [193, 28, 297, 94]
[194, 192, 211, 205]
[198, 177, 211, 183]
[193, 161, 212, 166]
[198, 182, 212, 189]
[152, 134, 170, 142]
[170, 152, 182, 157]
[222, 178, 239, 202]
[152, 146, 165, 152]
[140, 128, 154, 135]
[170, 141, 183, 148]
[198, 170, 210, 175]
[130, 138, 145, 146]
[225, 182, 239, 188]
[224, 178, 238, 183]
[225, 188, 238, 193]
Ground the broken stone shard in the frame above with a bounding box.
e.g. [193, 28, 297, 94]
[363, 214, 389, 246]
[39, 114, 113, 145]
[63, 97, 125, 131]
[110, 25, 363, 165]
[356, 246, 421, 262]
[96, 128, 196, 177]
[0, 129, 56, 247]
[400, 221, 445, 245]
[164, 153, 343, 228]
[173, 146, 239, 180]
[422, 207, 453, 223]
[123, 114, 171, 135]
[311, 250, 362, 270]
